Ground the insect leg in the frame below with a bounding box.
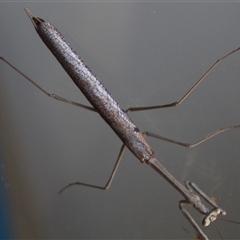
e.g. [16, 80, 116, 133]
[142, 125, 240, 148]
[126, 47, 240, 114]
[58, 144, 126, 194]
[0, 56, 97, 112]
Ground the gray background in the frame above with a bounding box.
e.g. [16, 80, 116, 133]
[0, 1, 240, 239]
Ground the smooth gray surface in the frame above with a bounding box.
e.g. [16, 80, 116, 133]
[0, 2, 240, 239]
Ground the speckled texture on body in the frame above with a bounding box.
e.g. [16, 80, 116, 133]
[24, 10, 220, 235]
[27, 10, 154, 163]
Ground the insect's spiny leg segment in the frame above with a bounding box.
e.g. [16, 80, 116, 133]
[180, 207, 209, 240]
[179, 181, 227, 240]
[186, 182, 225, 212]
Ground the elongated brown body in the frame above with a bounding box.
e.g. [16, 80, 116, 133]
[26, 10, 153, 163]
[23, 9, 217, 226]
[6, 6, 236, 238]
[1, 9, 233, 239]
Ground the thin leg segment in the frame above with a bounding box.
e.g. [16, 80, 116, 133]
[126, 47, 240, 113]
[180, 207, 209, 240]
[58, 144, 126, 194]
[143, 124, 240, 148]
[0, 56, 97, 112]
[186, 181, 225, 212]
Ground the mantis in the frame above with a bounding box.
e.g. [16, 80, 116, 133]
[1, 8, 239, 239]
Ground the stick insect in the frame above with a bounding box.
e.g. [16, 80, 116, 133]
[1, 8, 239, 239]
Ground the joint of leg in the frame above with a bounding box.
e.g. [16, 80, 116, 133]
[175, 102, 181, 107]
[49, 93, 56, 98]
